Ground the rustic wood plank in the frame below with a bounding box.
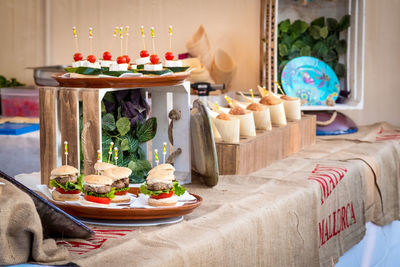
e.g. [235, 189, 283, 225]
[216, 116, 316, 175]
[39, 87, 57, 185]
[82, 90, 100, 175]
[59, 89, 79, 169]
[260, 0, 267, 88]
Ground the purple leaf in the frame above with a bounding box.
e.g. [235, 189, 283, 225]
[104, 101, 116, 113]
[115, 91, 130, 103]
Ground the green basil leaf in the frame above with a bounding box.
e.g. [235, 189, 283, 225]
[327, 18, 338, 32]
[116, 117, 131, 136]
[311, 17, 325, 28]
[338, 14, 351, 31]
[278, 44, 288, 57]
[136, 117, 157, 143]
[335, 39, 347, 54]
[278, 19, 290, 33]
[102, 113, 116, 131]
[300, 46, 311, 57]
[75, 67, 102, 75]
[320, 26, 329, 39]
[121, 138, 130, 151]
[309, 25, 321, 40]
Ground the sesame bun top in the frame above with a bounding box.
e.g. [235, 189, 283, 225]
[84, 175, 113, 185]
[51, 165, 79, 176]
[147, 163, 175, 182]
[94, 162, 115, 171]
[103, 167, 132, 180]
[148, 164, 175, 175]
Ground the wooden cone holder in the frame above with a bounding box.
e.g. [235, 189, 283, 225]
[215, 115, 316, 175]
[39, 82, 192, 186]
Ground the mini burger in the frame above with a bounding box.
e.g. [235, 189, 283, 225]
[139, 163, 186, 206]
[49, 165, 82, 201]
[94, 161, 115, 175]
[82, 175, 115, 205]
[103, 167, 132, 203]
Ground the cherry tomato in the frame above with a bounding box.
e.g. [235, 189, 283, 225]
[165, 51, 174, 61]
[150, 54, 159, 64]
[73, 53, 83, 62]
[103, 51, 112, 60]
[117, 56, 127, 64]
[84, 194, 111, 204]
[56, 187, 81, 194]
[114, 190, 128, 196]
[123, 55, 131, 64]
[87, 54, 97, 63]
[150, 190, 174, 199]
[140, 50, 149, 58]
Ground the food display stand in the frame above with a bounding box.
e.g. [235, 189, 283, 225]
[39, 74, 192, 185]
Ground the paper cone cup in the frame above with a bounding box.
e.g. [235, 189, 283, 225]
[210, 48, 237, 88]
[186, 25, 213, 70]
[282, 98, 301, 121]
[214, 117, 240, 143]
[211, 118, 222, 139]
[265, 102, 287, 126]
[230, 111, 256, 137]
[183, 57, 214, 83]
[252, 109, 272, 131]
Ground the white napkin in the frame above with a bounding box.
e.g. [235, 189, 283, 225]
[132, 191, 197, 208]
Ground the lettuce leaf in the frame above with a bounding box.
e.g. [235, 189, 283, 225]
[139, 181, 186, 196]
[115, 186, 129, 192]
[49, 174, 83, 192]
[173, 181, 186, 196]
[83, 187, 115, 199]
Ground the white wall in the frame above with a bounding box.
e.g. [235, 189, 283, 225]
[0, 0, 399, 125]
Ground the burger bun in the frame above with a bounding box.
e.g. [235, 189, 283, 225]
[148, 195, 178, 207]
[111, 194, 131, 203]
[103, 167, 132, 180]
[84, 175, 113, 185]
[52, 190, 80, 201]
[51, 165, 79, 176]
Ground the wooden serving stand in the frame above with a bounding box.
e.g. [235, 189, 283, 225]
[39, 74, 192, 185]
[215, 115, 316, 175]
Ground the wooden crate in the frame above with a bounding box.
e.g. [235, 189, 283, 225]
[261, 0, 365, 110]
[215, 115, 316, 175]
[39, 83, 191, 185]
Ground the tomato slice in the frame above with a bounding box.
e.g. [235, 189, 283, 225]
[84, 194, 111, 204]
[114, 190, 128, 196]
[150, 190, 174, 199]
[56, 187, 81, 194]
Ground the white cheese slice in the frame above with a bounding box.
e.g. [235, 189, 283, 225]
[164, 60, 183, 67]
[109, 63, 128, 71]
[144, 63, 163, 71]
[130, 65, 137, 70]
[81, 61, 101, 69]
[136, 57, 150, 65]
[100, 60, 116, 67]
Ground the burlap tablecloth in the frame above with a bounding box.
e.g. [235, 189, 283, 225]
[0, 178, 68, 265]
[29, 122, 400, 266]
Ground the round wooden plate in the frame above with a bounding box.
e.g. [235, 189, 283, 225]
[45, 191, 202, 220]
[52, 72, 190, 88]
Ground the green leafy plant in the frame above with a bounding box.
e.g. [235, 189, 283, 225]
[101, 90, 155, 184]
[0, 75, 25, 87]
[277, 15, 351, 83]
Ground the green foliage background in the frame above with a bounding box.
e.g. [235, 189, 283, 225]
[277, 15, 351, 83]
